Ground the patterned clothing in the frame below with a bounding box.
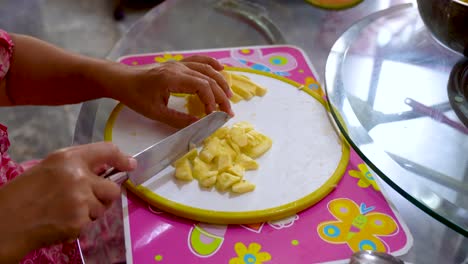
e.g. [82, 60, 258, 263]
[0, 125, 83, 263]
[0, 29, 126, 263]
[0, 29, 14, 82]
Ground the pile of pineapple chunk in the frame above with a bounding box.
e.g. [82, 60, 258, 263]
[172, 122, 272, 194]
[186, 71, 268, 117]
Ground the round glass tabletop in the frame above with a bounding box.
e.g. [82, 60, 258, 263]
[325, 3, 468, 236]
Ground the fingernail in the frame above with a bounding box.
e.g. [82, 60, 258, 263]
[128, 157, 137, 169]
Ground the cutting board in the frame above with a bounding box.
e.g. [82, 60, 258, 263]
[107, 45, 412, 264]
[105, 67, 349, 224]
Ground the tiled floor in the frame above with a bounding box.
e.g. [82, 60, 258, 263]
[0, 0, 147, 162]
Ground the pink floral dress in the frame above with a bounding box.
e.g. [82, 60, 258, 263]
[0, 29, 125, 263]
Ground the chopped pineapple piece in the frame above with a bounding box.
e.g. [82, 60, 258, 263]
[226, 164, 245, 178]
[192, 157, 210, 180]
[230, 92, 243, 103]
[172, 148, 198, 167]
[231, 180, 256, 194]
[226, 137, 241, 155]
[232, 73, 250, 81]
[235, 153, 259, 170]
[243, 132, 273, 159]
[232, 75, 259, 98]
[216, 172, 241, 191]
[229, 126, 248, 147]
[199, 137, 221, 163]
[199, 174, 217, 188]
[174, 159, 193, 181]
[232, 73, 268, 98]
[238, 74, 250, 80]
[233, 121, 254, 132]
[219, 139, 237, 160]
[255, 84, 268, 96]
[217, 153, 233, 171]
[231, 82, 254, 100]
[221, 71, 233, 86]
[204, 127, 229, 143]
[185, 95, 206, 118]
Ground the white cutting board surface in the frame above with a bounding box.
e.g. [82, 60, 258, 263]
[105, 69, 348, 223]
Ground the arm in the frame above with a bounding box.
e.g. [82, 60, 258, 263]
[1, 33, 233, 127]
[3, 33, 117, 105]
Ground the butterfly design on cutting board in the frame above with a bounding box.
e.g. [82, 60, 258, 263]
[317, 198, 398, 253]
[219, 49, 298, 76]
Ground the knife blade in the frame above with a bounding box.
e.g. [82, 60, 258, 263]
[102, 111, 230, 185]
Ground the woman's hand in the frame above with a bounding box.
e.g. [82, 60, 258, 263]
[3, 34, 232, 128]
[0, 142, 136, 263]
[110, 55, 234, 128]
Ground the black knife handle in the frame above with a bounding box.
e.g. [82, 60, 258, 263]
[100, 167, 129, 185]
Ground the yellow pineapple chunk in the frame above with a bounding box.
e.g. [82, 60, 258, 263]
[186, 95, 206, 118]
[199, 137, 221, 163]
[221, 71, 233, 86]
[192, 157, 210, 180]
[230, 126, 248, 147]
[230, 92, 243, 103]
[231, 82, 254, 100]
[226, 164, 245, 178]
[255, 84, 268, 96]
[216, 172, 241, 192]
[231, 180, 256, 194]
[232, 73, 250, 81]
[172, 148, 198, 167]
[233, 121, 254, 132]
[243, 132, 272, 159]
[199, 173, 217, 188]
[219, 139, 237, 160]
[217, 153, 233, 172]
[238, 74, 250, 80]
[232, 76, 258, 97]
[235, 153, 259, 170]
[174, 159, 193, 181]
[226, 137, 241, 155]
[204, 127, 229, 143]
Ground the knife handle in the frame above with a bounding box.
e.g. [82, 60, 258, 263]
[100, 167, 129, 185]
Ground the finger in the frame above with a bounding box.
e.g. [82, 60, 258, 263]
[79, 142, 137, 172]
[87, 193, 108, 221]
[183, 62, 232, 97]
[156, 106, 199, 128]
[94, 163, 111, 174]
[182, 69, 234, 116]
[169, 74, 217, 113]
[92, 177, 121, 209]
[181, 55, 224, 71]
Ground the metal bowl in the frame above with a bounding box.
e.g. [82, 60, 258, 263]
[417, 0, 468, 56]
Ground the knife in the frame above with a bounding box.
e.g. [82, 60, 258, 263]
[102, 111, 231, 185]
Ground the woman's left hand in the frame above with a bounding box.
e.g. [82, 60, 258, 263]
[109, 55, 234, 128]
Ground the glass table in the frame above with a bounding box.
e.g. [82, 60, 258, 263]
[325, 3, 468, 236]
[74, 0, 468, 263]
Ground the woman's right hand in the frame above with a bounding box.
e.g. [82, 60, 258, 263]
[0, 142, 136, 263]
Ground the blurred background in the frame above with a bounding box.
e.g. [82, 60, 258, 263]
[0, 0, 159, 162]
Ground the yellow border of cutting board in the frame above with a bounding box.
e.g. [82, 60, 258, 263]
[104, 67, 350, 224]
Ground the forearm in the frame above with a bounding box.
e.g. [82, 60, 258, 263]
[0, 188, 36, 263]
[4, 34, 125, 106]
